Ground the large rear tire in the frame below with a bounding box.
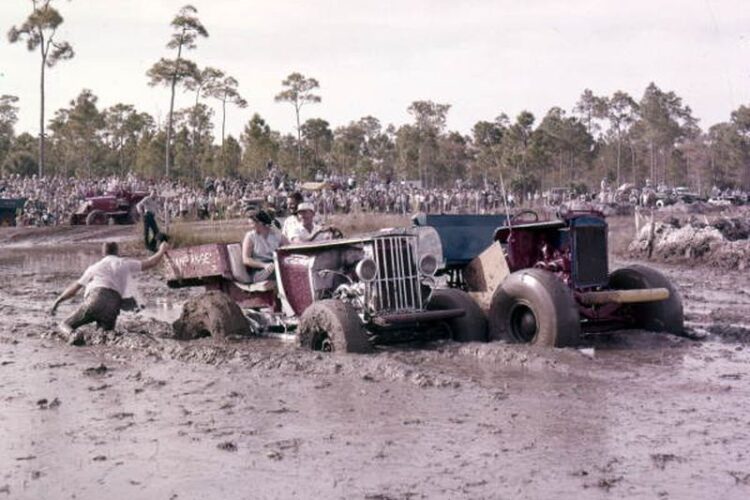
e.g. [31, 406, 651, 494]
[172, 291, 251, 340]
[426, 288, 487, 342]
[298, 299, 371, 353]
[489, 269, 580, 347]
[607, 264, 684, 334]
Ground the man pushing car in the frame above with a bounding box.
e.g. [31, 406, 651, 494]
[50, 240, 170, 345]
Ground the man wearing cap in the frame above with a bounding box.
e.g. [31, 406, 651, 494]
[280, 191, 304, 237]
[283, 202, 330, 243]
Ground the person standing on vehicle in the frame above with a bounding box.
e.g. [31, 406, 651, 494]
[50, 241, 170, 345]
[242, 210, 288, 283]
[136, 190, 162, 252]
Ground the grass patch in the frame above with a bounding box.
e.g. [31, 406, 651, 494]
[327, 213, 410, 236]
[167, 220, 248, 248]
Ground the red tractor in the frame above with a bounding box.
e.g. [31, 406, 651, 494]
[414, 209, 684, 347]
[69, 190, 147, 226]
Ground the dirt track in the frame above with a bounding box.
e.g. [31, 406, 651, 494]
[2, 221, 750, 499]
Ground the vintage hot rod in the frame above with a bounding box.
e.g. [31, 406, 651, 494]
[414, 209, 684, 347]
[163, 229, 487, 353]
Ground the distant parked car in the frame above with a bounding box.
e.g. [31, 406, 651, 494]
[0, 198, 26, 226]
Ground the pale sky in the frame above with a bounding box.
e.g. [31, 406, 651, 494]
[1, 0, 748, 140]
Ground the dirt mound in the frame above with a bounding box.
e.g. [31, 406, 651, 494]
[712, 217, 750, 241]
[629, 216, 750, 270]
[172, 291, 250, 340]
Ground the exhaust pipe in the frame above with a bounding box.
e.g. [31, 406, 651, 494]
[578, 288, 669, 305]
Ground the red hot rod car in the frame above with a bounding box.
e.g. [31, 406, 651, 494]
[163, 229, 486, 353]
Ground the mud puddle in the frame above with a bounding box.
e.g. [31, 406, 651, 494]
[0, 245, 100, 274]
[0, 224, 136, 248]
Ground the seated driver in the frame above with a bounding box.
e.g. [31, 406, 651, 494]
[283, 202, 332, 243]
[242, 210, 288, 283]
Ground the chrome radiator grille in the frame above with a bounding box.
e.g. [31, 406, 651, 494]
[369, 236, 422, 313]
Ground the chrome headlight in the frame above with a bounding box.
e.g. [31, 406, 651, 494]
[419, 253, 438, 276]
[355, 258, 378, 282]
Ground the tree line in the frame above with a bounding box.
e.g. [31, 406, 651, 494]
[3, 2, 749, 193]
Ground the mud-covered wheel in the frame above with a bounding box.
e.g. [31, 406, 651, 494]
[172, 291, 251, 340]
[489, 269, 580, 347]
[608, 264, 684, 334]
[427, 288, 487, 342]
[85, 209, 106, 225]
[298, 299, 371, 353]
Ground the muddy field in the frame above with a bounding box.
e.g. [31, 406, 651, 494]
[2, 219, 750, 499]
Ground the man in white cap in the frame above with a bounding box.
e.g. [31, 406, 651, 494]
[283, 202, 331, 243]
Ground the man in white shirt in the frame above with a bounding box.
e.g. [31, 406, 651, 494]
[51, 240, 169, 345]
[283, 202, 332, 243]
[280, 191, 304, 238]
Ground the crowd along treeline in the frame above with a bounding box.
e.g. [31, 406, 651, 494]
[2, 85, 749, 195]
[2, 2, 749, 194]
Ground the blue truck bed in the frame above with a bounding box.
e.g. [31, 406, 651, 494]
[413, 214, 508, 268]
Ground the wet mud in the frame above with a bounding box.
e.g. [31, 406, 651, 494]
[2, 222, 750, 499]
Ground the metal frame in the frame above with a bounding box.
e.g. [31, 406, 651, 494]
[370, 235, 422, 313]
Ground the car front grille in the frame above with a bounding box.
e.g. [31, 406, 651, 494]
[573, 224, 609, 287]
[369, 236, 422, 313]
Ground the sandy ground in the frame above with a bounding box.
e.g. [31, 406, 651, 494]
[2, 220, 750, 499]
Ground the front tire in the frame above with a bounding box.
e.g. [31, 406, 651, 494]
[86, 210, 106, 225]
[298, 300, 371, 353]
[489, 269, 580, 347]
[607, 265, 684, 334]
[426, 288, 487, 342]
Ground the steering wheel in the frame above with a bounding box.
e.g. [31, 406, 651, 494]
[313, 226, 344, 240]
[510, 209, 539, 224]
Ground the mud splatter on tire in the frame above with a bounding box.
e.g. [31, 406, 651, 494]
[172, 291, 250, 340]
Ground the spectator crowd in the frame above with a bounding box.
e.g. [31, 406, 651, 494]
[0, 172, 518, 227]
[2, 171, 747, 227]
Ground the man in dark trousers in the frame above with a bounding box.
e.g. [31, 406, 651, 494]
[50, 240, 170, 345]
[136, 190, 162, 252]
